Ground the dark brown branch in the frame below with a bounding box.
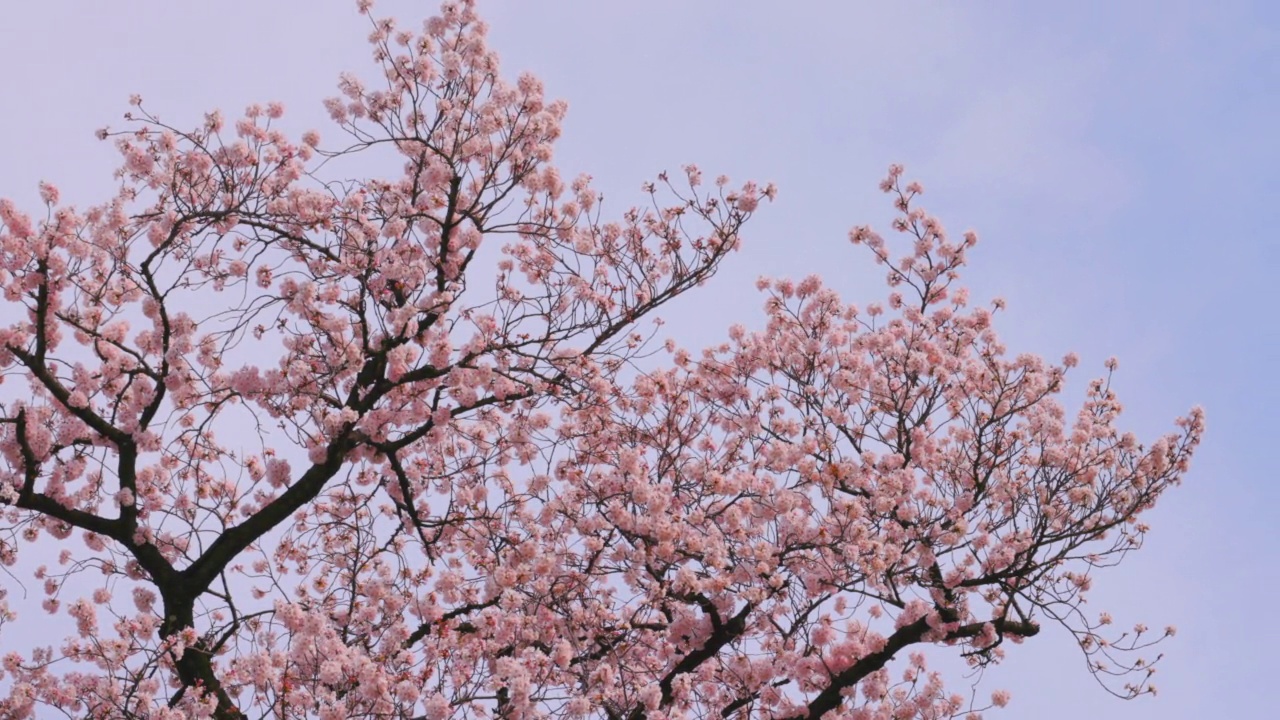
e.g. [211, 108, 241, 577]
[791, 616, 1039, 720]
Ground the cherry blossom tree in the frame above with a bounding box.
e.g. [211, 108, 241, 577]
[0, 2, 1203, 719]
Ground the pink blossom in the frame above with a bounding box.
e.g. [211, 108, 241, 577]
[37, 181, 59, 205]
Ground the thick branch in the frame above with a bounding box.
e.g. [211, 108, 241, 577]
[792, 616, 1039, 720]
[182, 433, 357, 591]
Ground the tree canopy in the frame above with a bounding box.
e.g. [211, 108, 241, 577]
[0, 2, 1202, 718]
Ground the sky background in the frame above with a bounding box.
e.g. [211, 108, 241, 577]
[1, 1, 1276, 717]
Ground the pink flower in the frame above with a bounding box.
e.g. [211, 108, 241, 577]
[423, 693, 450, 720]
[37, 181, 59, 205]
[132, 587, 156, 613]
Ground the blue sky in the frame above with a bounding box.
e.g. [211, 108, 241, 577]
[1, 1, 1275, 717]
